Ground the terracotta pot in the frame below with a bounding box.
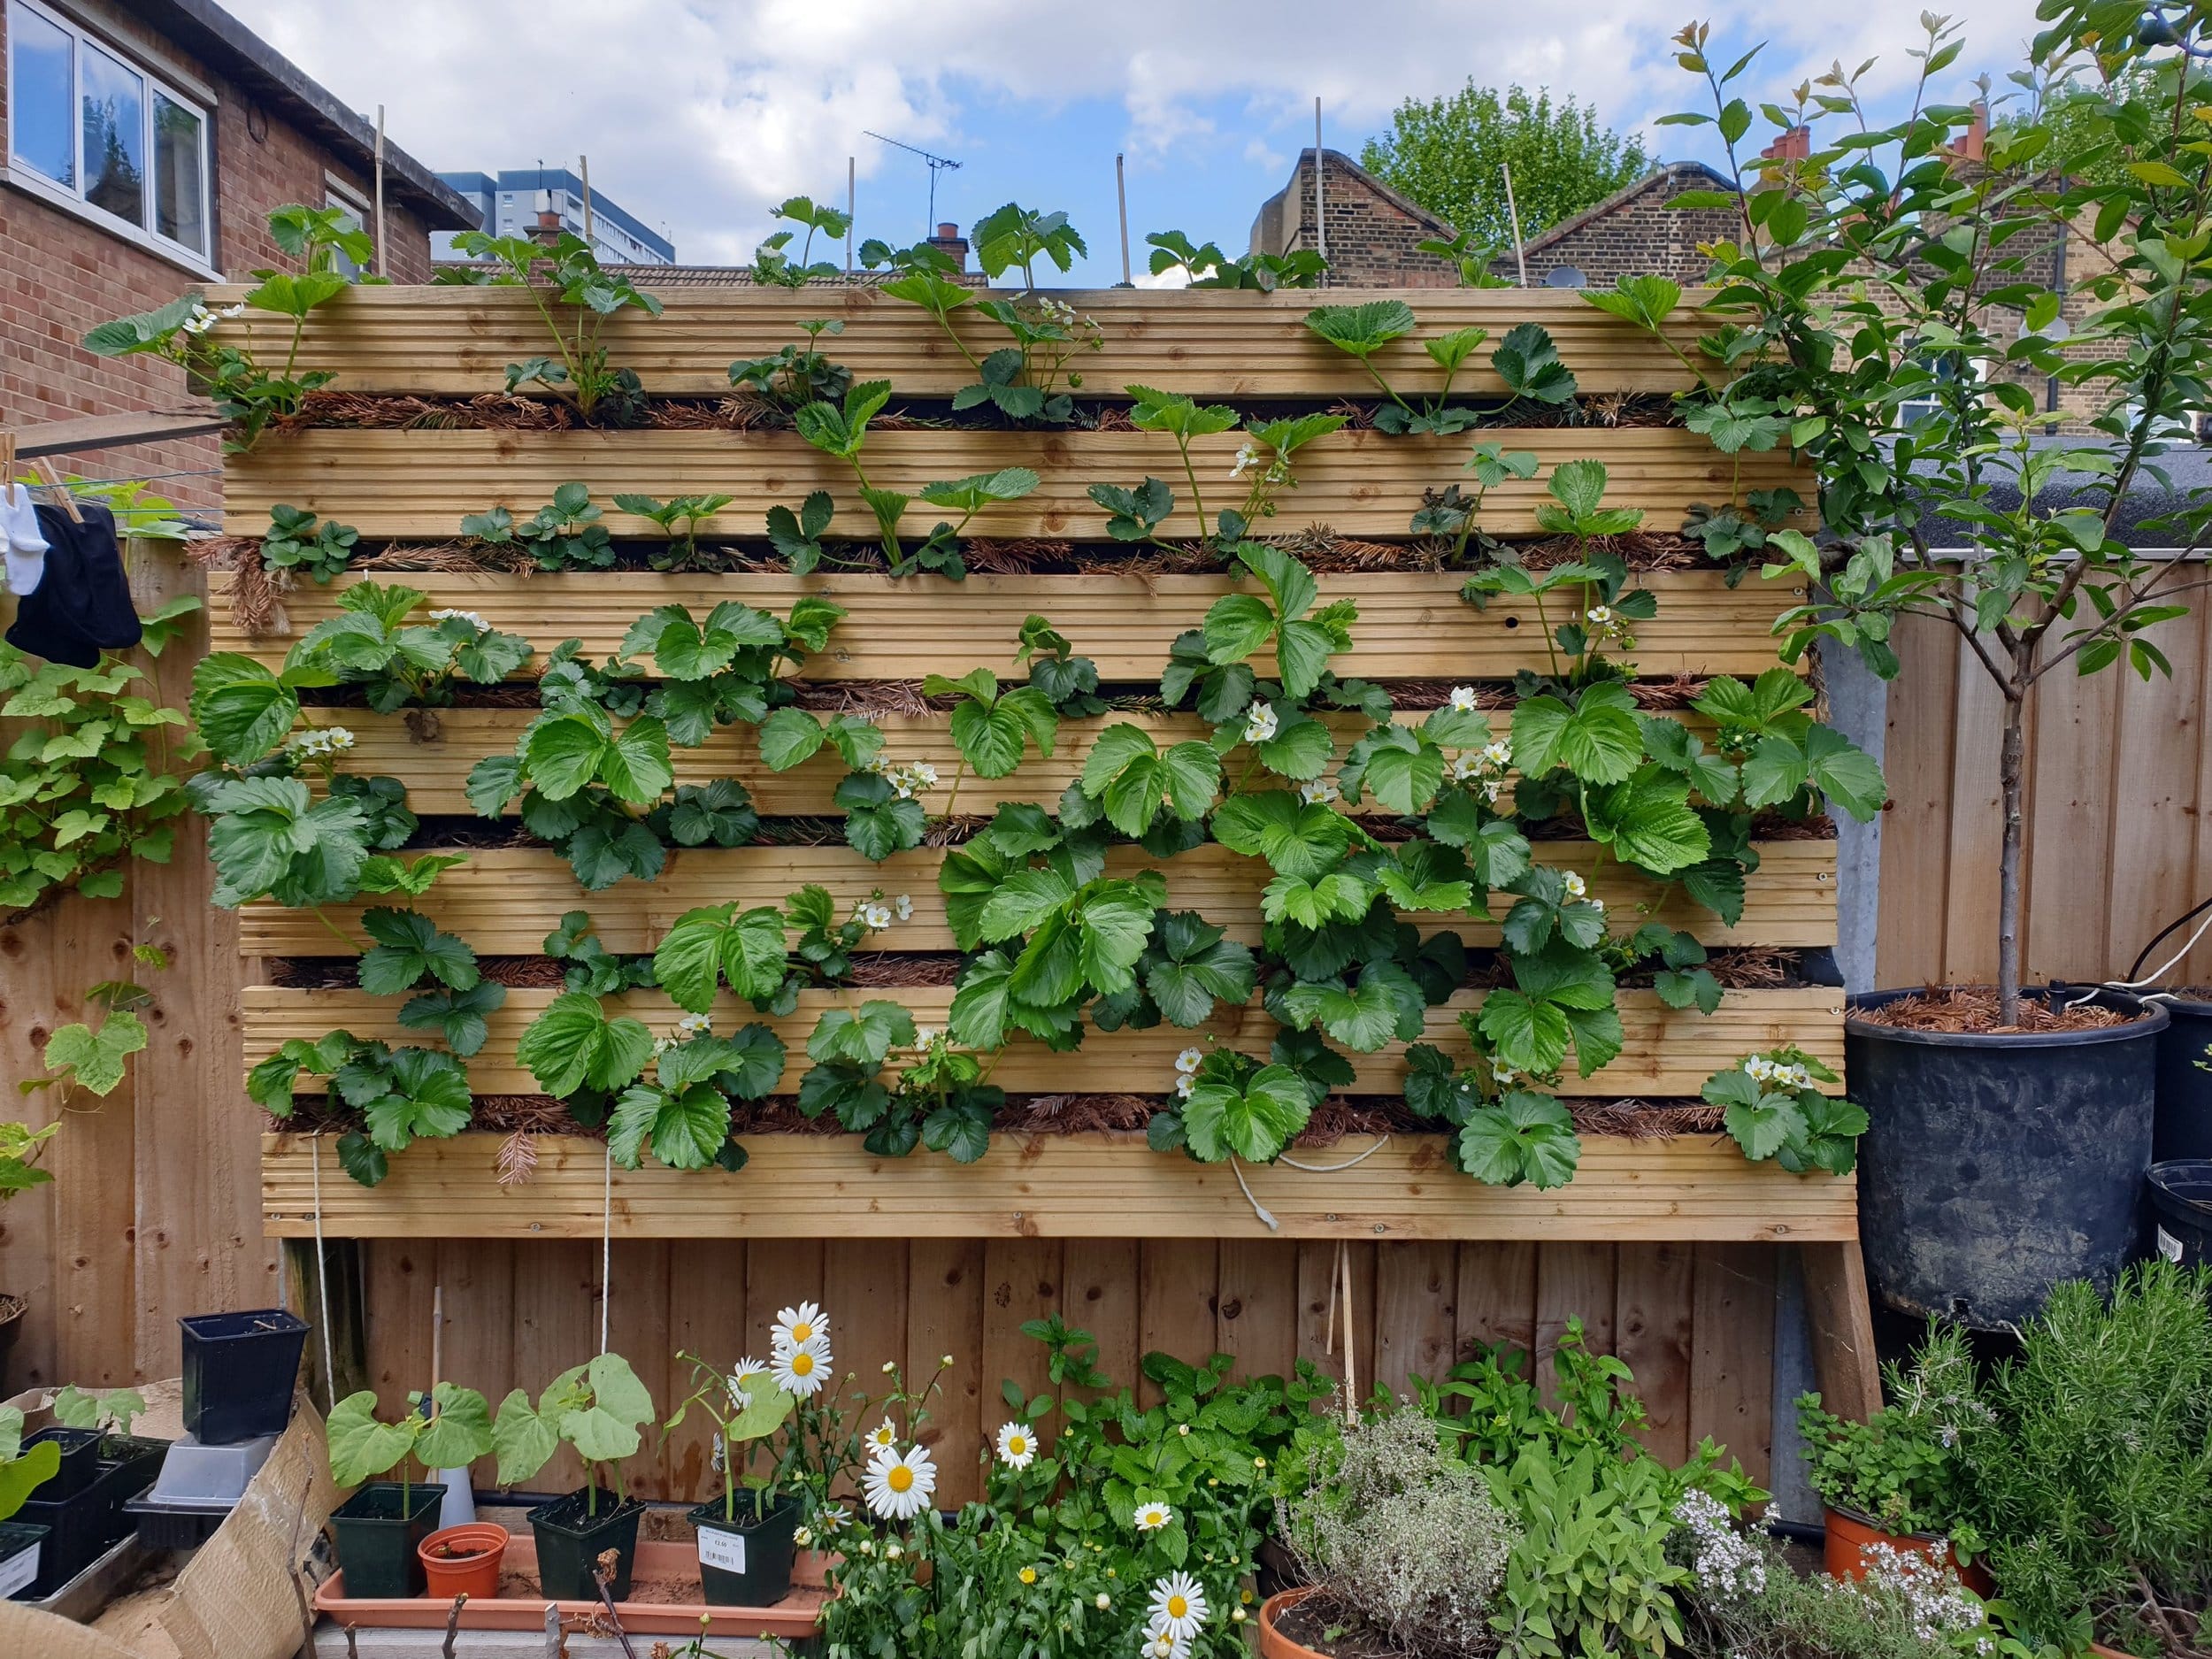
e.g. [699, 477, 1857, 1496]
[1822, 1506, 1993, 1595]
[1259, 1586, 1325, 1659]
[419, 1522, 510, 1601]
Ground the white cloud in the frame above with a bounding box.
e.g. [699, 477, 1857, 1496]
[221, 0, 2050, 265]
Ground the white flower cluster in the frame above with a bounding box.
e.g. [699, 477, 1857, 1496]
[857, 894, 912, 931]
[770, 1301, 833, 1399]
[1445, 736, 1513, 802]
[1857, 1542, 1994, 1654]
[1561, 870, 1604, 914]
[1229, 441, 1290, 488]
[287, 726, 355, 760]
[1299, 778, 1340, 806]
[1745, 1054, 1813, 1090]
[1672, 1489, 1768, 1602]
[864, 754, 939, 800]
[1242, 699, 1279, 745]
[1173, 1047, 1204, 1100]
[178, 301, 245, 337]
[429, 608, 493, 634]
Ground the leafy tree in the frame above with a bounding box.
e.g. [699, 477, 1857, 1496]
[1361, 83, 1650, 250]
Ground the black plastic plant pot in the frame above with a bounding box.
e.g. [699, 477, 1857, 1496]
[528, 1488, 645, 1602]
[2153, 997, 2212, 1161]
[2147, 1160, 2212, 1269]
[13, 1450, 154, 1598]
[179, 1309, 307, 1445]
[23, 1426, 101, 1501]
[0, 1520, 47, 1601]
[687, 1491, 802, 1607]
[329, 1482, 444, 1600]
[1849, 987, 2165, 1328]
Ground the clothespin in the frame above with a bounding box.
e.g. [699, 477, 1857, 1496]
[31, 457, 81, 523]
[1, 428, 15, 492]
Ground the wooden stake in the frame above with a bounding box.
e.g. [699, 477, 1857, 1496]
[373, 105, 387, 278]
[1313, 99, 1326, 273]
[580, 155, 595, 247]
[848, 156, 856, 273]
[1116, 152, 1131, 286]
[1502, 161, 1528, 287]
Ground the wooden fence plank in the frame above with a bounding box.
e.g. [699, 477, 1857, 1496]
[1066, 1239, 1142, 1394]
[1454, 1242, 1539, 1363]
[2101, 603, 2205, 987]
[242, 985, 1847, 1102]
[1534, 1243, 1618, 1404]
[663, 1239, 747, 1505]
[1215, 1240, 1298, 1384]
[1371, 1242, 1457, 1398]
[1137, 1241, 1218, 1403]
[435, 1240, 516, 1492]
[603, 1240, 674, 1494]
[905, 1240, 986, 1507]
[1690, 1243, 1777, 1487]
[242, 841, 1838, 958]
[212, 566, 1804, 684]
[2024, 650, 2122, 985]
[511, 1240, 602, 1494]
[44, 904, 136, 1389]
[1614, 1240, 1695, 1465]
[200, 284, 1723, 399]
[222, 427, 1812, 542]
[1295, 1241, 1376, 1400]
[1872, 615, 1959, 989]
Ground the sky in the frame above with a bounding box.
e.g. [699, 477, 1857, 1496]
[225, 0, 2051, 284]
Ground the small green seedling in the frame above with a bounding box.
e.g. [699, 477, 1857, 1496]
[50, 1386, 147, 1436]
[326, 1382, 494, 1514]
[492, 1353, 654, 1517]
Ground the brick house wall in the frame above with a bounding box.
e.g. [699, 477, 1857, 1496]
[1248, 149, 1462, 287]
[1492, 161, 1740, 288]
[0, 0, 455, 513]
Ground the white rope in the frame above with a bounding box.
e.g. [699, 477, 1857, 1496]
[311, 1134, 336, 1410]
[599, 1143, 613, 1356]
[1279, 1135, 1392, 1174]
[1228, 1156, 1279, 1231]
[2068, 905, 2212, 1008]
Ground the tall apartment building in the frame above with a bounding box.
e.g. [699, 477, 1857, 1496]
[434, 166, 673, 265]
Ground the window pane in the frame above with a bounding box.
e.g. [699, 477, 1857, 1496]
[80, 40, 144, 226]
[7, 2, 74, 187]
[153, 92, 204, 252]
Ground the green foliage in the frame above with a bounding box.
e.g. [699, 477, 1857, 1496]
[1956, 1261, 2212, 1653]
[745, 195, 853, 288]
[462, 481, 615, 572]
[1014, 615, 1106, 718]
[260, 505, 358, 583]
[609, 492, 734, 569]
[327, 1382, 493, 1496]
[82, 204, 376, 449]
[1361, 81, 1652, 250]
[0, 1121, 58, 1200]
[1701, 1050, 1867, 1173]
[1, 640, 194, 912]
[0, 1408, 63, 1521]
[1305, 303, 1575, 431]
[288, 581, 533, 713]
[492, 1353, 655, 1509]
[610, 1021, 785, 1171]
[925, 668, 1057, 780]
[246, 1031, 472, 1187]
[1797, 1321, 1982, 1540]
[50, 1385, 146, 1435]
[443, 230, 661, 423]
[1144, 230, 1326, 290]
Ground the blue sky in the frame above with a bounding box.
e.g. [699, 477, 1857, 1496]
[227, 0, 2047, 283]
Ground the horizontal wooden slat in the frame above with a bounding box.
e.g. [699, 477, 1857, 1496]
[240, 841, 1838, 956]
[203, 285, 1721, 398]
[212, 567, 1803, 682]
[302, 708, 1731, 818]
[259, 1129, 1857, 1241]
[241, 985, 1845, 1098]
[222, 427, 1810, 541]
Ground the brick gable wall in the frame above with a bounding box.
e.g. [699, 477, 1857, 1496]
[1248, 150, 1461, 287]
[0, 0, 432, 512]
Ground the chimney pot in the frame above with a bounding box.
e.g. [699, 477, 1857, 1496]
[937, 222, 958, 239]
[925, 220, 970, 273]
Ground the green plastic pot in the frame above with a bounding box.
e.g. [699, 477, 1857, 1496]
[526, 1487, 644, 1601]
[687, 1490, 802, 1607]
[329, 1482, 443, 1599]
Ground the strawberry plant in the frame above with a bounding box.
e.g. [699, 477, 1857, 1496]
[249, 1031, 473, 1187]
[259, 504, 358, 583]
[462, 482, 616, 571]
[442, 231, 661, 424]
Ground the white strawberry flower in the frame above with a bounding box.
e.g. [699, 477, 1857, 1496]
[1242, 700, 1279, 745]
[1448, 685, 1479, 712]
[1562, 871, 1588, 901]
[1174, 1048, 1204, 1075]
[1299, 779, 1340, 805]
[895, 894, 914, 921]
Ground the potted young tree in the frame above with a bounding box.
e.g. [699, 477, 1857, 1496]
[491, 1352, 655, 1601]
[1664, 11, 2212, 1323]
[663, 1351, 801, 1606]
[326, 1383, 495, 1599]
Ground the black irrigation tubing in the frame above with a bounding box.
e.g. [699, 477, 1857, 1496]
[2126, 893, 2212, 984]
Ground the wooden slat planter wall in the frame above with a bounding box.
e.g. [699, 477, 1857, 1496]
[212, 568, 1808, 682]
[179, 287, 1858, 1497]
[204, 284, 1718, 397]
[222, 427, 1810, 541]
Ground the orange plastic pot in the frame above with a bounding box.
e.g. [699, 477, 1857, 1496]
[1822, 1506, 1993, 1595]
[1258, 1587, 1325, 1659]
[418, 1522, 509, 1601]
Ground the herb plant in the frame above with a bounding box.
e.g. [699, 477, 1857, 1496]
[1796, 1320, 1982, 1540]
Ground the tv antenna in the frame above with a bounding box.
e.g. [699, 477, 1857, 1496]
[864, 131, 962, 232]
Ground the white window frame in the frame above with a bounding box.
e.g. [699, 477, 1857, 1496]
[323, 174, 368, 279]
[4, 0, 218, 276]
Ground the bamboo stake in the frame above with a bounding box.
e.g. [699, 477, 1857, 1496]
[580, 155, 595, 247]
[1116, 152, 1132, 286]
[373, 106, 387, 278]
[1502, 161, 1528, 287]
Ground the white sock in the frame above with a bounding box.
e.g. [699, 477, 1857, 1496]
[3, 482, 47, 596]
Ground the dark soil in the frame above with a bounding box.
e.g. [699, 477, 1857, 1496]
[1857, 986, 2139, 1034]
[1273, 1591, 1424, 1659]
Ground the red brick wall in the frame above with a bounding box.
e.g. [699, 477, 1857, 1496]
[1494, 165, 1739, 288]
[0, 0, 432, 513]
[1250, 151, 1462, 287]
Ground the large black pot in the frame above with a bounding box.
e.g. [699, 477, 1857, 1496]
[2151, 995, 2212, 1160]
[1847, 987, 2164, 1328]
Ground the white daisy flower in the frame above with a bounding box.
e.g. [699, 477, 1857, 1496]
[865, 1418, 899, 1453]
[863, 1444, 936, 1520]
[772, 1301, 828, 1350]
[1241, 699, 1279, 744]
[818, 1503, 849, 1533]
[771, 1336, 833, 1397]
[1448, 685, 1479, 712]
[1561, 871, 1588, 901]
[1133, 1500, 1173, 1532]
[995, 1422, 1038, 1469]
[1174, 1048, 1204, 1075]
[1148, 1573, 1209, 1640]
[1299, 779, 1339, 805]
[1143, 1631, 1190, 1659]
